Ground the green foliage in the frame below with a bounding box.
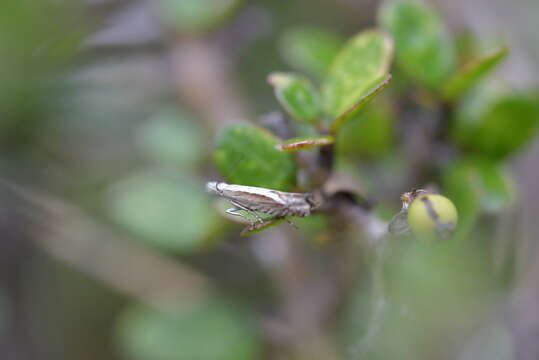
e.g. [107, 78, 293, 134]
[323, 30, 393, 119]
[336, 102, 394, 157]
[107, 172, 218, 253]
[452, 87, 539, 159]
[160, 0, 241, 33]
[0, 0, 85, 136]
[137, 108, 204, 167]
[275, 135, 334, 152]
[117, 300, 260, 360]
[213, 125, 297, 190]
[443, 159, 513, 234]
[329, 74, 392, 133]
[279, 26, 344, 78]
[442, 46, 508, 100]
[268, 72, 321, 123]
[379, 0, 455, 91]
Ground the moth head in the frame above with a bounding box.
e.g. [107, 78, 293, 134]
[205, 181, 220, 194]
[305, 192, 322, 210]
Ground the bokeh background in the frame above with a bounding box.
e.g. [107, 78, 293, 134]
[1, 0, 539, 359]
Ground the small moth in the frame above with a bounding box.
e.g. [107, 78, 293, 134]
[206, 181, 320, 224]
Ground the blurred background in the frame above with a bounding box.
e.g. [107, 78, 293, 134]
[1, 0, 539, 359]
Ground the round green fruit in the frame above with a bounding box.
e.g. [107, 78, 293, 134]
[408, 194, 458, 239]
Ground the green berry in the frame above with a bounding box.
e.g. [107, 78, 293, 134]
[408, 194, 458, 238]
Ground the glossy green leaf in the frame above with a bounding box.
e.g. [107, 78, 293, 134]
[336, 102, 394, 157]
[275, 135, 334, 152]
[279, 26, 344, 77]
[452, 87, 539, 159]
[442, 46, 508, 100]
[160, 0, 241, 33]
[379, 0, 455, 90]
[213, 125, 297, 190]
[117, 300, 260, 360]
[137, 108, 203, 167]
[268, 72, 321, 123]
[329, 74, 392, 133]
[323, 30, 393, 120]
[107, 172, 217, 253]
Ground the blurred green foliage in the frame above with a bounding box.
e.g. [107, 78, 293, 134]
[379, 0, 455, 91]
[453, 87, 539, 159]
[3, 0, 538, 359]
[117, 299, 260, 360]
[108, 172, 218, 253]
[159, 0, 242, 33]
[442, 46, 509, 100]
[336, 102, 394, 158]
[0, 0, 84, 142]
[137, 108, 204, 167]
[279, 26, 344, 78]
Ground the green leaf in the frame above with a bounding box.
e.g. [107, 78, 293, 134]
[452, 87, 539, 159]
[160, 0, 241, 34]
[274, 135, 334, 152]
[267, 72, 321, 123]
[136, 107, 203, 167]
[322, 30, 393, 120]
[336, 101, 394, 157]
[117, 300, 261, 360]
[107, 172, 218, 253]
[442, 46, 508, 100]
[329, 74, 392, 134]
[279, 26, 344, 78]
[213, 125, 297, 190]
[443, 159, 513, 235]
[379, 0, 455, 90]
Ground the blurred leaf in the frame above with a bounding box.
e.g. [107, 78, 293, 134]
[137, 108, 203, 167]
[379, 0, 455, 90]
[213, 125, 297, 190]
[275, 135, 334, 152]
[336, 102, 394, 157]
[267, 72, 321, 123]
[443, 159, 513, 236]
[329, 74, 392, 133]
[279, 26, 344, 78]
[107, 172, 218, 253]
[117, 300, 260, 360]
[452, 87, 539, 159]
[160, 0, 241, 33]
[442, 46, 508, 100]
[322, 30, 393, 120]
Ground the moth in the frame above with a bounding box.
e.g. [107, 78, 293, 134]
[206, 181, 320, 224]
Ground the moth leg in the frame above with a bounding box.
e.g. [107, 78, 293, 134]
[225, 207, 250, 220]
[229, 201, 264, 223]
[284, 217, 299, 230]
